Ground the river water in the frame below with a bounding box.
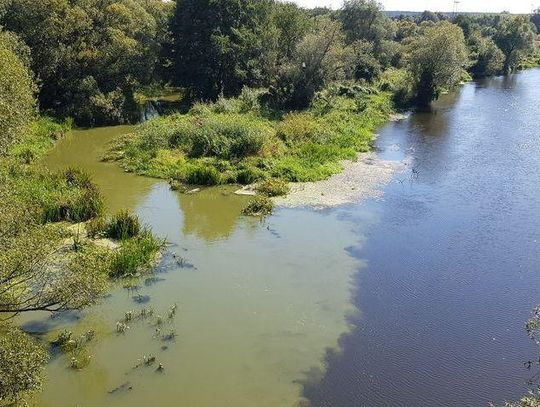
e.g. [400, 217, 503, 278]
[30, 69, 540, 406]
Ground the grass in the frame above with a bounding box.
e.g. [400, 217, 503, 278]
[104, 82, 394, 192]
[106, 210, 141, 240]
[242, 196, 274, 217]
[109, 231, 162, 277]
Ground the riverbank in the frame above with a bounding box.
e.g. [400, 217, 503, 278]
[274, 151, 405, 208]
[0, 118, 162, 404]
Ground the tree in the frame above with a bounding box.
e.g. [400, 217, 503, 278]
[0, 325, 48, 404]
[407, 22, 468, 106]
[268, 18, 354, 109]
[0, 30, 35, 154]
[468, 31, 505, 78]
[494, 15, 536, 73]
[171, 0, 275, 100]
[2, 0, 169, 125]
[340, 0, 392, 46]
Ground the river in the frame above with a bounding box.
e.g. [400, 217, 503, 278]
[29, 69, 540, 406]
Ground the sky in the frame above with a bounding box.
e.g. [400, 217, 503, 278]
[290, 0, 538, 14]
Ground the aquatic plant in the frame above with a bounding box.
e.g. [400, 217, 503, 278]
[116, 322, 129, 333]
[242, 196, 274, 217]
[106, 210, 141, 240]
[109, 230, 162, 277]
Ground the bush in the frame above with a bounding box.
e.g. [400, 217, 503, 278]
[242, 196, 274, 216]
[0, 38, 36, 155]
[276, 113, 325, 146]
[183, 163, 222, 185]
[109, 230, 161, 277]
[236, 165, 267, 185]
[257, 178, 290, 197]
[106, 210, 141, 240]
[237, 87, 263, 113]
[43, 184, 104, 223]
[0, 325, 48, 403]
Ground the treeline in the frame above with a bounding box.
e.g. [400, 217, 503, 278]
[0, 0, 538, 131]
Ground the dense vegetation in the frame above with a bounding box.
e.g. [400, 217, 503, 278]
[0, 0, 539, 404]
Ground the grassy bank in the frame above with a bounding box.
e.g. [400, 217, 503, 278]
[104, 83, 394, 193]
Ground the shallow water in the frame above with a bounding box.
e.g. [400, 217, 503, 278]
[32, 126, 371, 406]
[29, 69, 540, 406]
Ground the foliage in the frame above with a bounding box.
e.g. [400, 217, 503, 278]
[2, 0, 172, 125]
[468, 31, 505, 78]
[109, 230, 161, 277]
[40, 169, 104, 223]
[242, 195, 274, 216]
[106, 210, 141, 240]
[0, 30, 35, 154]
[108, 87, 393, 185]
[171, 0, 275, 100]
[407, 22, 468, 106]
[340, 0, 392, 46]
[494, 16, 537, 73]
[0, 325, 48, 403]
[257, 178, 289, 197]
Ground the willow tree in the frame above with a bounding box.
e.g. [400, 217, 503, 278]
[494, 15, 536, 74]
[407, 22, 468, 107]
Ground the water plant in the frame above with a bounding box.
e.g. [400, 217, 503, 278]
[109, 231, 162, 277]
[106, 210, 141, 240]
[242, 196, 274, 217]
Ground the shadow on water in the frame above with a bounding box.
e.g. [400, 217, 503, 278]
[303, 69, 540, 407]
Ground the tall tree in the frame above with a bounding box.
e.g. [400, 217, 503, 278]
[407, 22, 468, 106]
[2, 0, 169, 125]
[171, 0, 275, 100]
[340, 0, 391, 46]
[494, 15, 536, 73]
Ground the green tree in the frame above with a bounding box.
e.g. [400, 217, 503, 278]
[407, 22, 468, 106]
[340, 0, 391, 46]
[2, 0, 169, 125]
[268, 18, 354, 109]
[0, 30, 35, 154]
[531, 8, 540, 33]
[468, 31, 505, 78]
[494, 15, 536, 73]
[171, 0, 275, 100]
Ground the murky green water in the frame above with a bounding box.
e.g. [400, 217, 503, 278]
[29, 126, 367, 406]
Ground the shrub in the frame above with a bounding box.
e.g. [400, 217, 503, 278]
[257, 178, 290, 197]
[109, 231, 161, 277]
[242, 196, 274, 216]
[237, 87, 263, 113]
[106, 210, 141, 240]
[183, 163, 222, 185]
[43, 184, 104, 223]
[0, 40, 36, 155]
[236, 165, 267, 185]
[0, 326, 48, 403]
[276, 113, 324, 146]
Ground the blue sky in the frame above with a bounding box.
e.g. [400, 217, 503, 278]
[290, 0, 537, 13]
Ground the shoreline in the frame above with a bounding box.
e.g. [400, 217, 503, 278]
[274, 151, 407, 209]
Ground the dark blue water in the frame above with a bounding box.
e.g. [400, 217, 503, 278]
[304, 69, 540, 406]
